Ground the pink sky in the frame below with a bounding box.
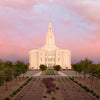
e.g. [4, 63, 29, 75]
[0, 0, 100, 63]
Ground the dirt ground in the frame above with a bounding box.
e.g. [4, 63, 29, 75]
[74, 77, 100, 95]
[14, 77, 44, 100]
[14, 77, 99, 100]
[0, 78, 28, 100]
[42, 80, 64, 100]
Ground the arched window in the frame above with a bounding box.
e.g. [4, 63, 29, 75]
[49, 37, 52, 45]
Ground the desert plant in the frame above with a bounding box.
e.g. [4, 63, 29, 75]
[56, 87, 59, 90]
[4, 97, 10, 100]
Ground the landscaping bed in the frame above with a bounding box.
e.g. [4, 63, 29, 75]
[56, 77, 99, 100]
[42, 78, 64, 100]
[4, 76, 99, 100]
[45, 69, 56, 75]
[14, 77, 44, 100]
[0, 78, 28, 100]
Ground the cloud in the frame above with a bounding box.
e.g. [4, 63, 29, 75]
[0, 0, 37, 8]
[63, 20, 73, 25]
[53, 0, 100, 24]
[0, 40, 3, 46]
[70, 0, 100, 24]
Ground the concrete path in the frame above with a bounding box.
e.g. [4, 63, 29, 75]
[33, 71, 68, 77]
[59, 71, 68, 76]
[33, 71, 42, 76]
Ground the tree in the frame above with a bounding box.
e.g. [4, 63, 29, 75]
[53, 65, 61, 71]
[4, 61, 13, 68]
[87, 64, 97, 88]
[13, 68, 21, 83]
[81, 58, 93, 76]
[96, 64, 100, 79]
[39, 64, 47, 74]
[14, 61, 28, 77]
[4, 68, 12, 90]
[0, 71, 5, 86]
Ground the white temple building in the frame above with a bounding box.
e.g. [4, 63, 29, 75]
[29, 13, 71, 69]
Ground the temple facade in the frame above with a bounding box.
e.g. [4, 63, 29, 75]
[29, 14, 71, 69]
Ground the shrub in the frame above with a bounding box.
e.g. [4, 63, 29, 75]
[47, 88, 55, 94]
[45, 69, 56, 75]
[53, 65, 61, 71]
[90, 90, 94, 93]
[52, 97, 56, 100]
[43, 78, 56, 94]
[20, 86, 23, 88]
[69, 77, 99, 98]
[96, 95, 99, 98]
[56, 87, 59, 90]
[43, 96, 47, 98]
[93, 93, 96, 96]
[10, 77, 32, 97]
[4, 97, 10, 100]
[10, 94, 13, 97]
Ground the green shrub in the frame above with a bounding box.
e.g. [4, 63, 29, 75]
[93, 92, 96, 96]
[56, 87, 59, 90]
[9, 77, 32, 98]
[69, 77, 99, 98]
[96, 95, 99, 98]
[90, 90, 94, 93]
[10, 94, 13, 97]
[52, 97, 56, 100]
[20, 86, 23, 88]
[43, 96, 47, 98]
[13, 91, 17, 95]
[4, 97, 10, 100]
[78, 83, 82, 86]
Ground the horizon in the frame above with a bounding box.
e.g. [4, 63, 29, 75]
[0, 0, 100, 64]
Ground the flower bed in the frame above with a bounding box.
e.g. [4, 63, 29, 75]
[42, 78, 64, 100]
[45, 69, 56, 75]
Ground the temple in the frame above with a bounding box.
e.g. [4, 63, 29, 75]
[29, 12, 71, 69]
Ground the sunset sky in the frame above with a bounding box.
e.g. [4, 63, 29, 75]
[0, 0, 100, 63]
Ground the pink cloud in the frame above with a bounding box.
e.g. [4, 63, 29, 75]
[63, 20, 73, 25]
[0, 0, 37, 8]
[84, 29, 100, 42]
[0, 40, 3, 46]
[70, 0, 100, 24]
[53, 0, 100, 24]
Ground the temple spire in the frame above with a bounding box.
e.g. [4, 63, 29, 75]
[48, 11, 52, 32]
[49, 11, 51, 24]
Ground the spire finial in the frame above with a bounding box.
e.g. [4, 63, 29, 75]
[49, 10, 51, 23]
[48, 10, 52, 32]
